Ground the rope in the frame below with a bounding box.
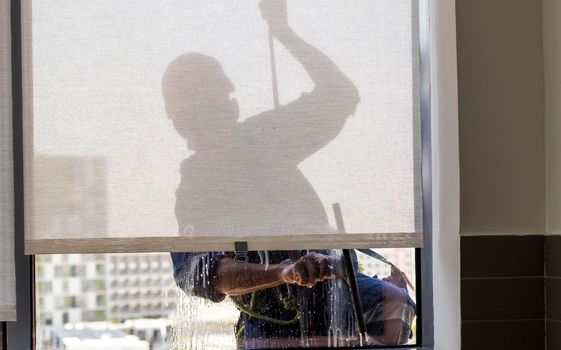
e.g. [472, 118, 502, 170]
[232, 290, 301, 340]
[231, 293, 300, 327]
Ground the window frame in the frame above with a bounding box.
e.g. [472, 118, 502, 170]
[5, 0, 435, 348]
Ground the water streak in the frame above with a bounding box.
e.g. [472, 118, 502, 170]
[165, 255, 239, 350]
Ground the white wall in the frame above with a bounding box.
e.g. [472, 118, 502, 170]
[431, 0, 461, 349]
[545, 0, 561, 234]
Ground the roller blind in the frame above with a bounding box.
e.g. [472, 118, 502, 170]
[1, 0, 16, 321]
[23, 0, 422, 254]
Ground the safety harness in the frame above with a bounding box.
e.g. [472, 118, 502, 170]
[231, 248, 412, 340]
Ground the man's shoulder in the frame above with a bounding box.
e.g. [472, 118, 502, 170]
[241, 109, 276, 128]
[242, 92, 312, 126]
[179, 154, 205, 173]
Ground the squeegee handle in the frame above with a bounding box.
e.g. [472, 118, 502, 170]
[342, 249, 368, 337]
[268, 29, 280, 109]
[333, 203, 367, 339]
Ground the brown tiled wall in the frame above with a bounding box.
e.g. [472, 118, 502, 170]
[461, 236, 545, 350]
[546, 236, 561, 349]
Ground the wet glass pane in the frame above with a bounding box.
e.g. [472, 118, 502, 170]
[35, 248, 417, 349]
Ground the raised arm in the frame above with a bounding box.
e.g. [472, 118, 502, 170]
[260, 0, 359, 101]
[249, 0, 360, 162]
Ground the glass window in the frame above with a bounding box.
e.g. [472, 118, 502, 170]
[3, 0, 435, 348]
[35, 248, 417, 349]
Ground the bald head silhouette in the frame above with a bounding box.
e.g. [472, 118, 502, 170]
[162, 53, 239, 150]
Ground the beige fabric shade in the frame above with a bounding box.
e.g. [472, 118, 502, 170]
[1, 0, 17, 321]
[23, 0, 422, 254]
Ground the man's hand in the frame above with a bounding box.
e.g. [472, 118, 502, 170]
[259, 0, 290, 36]
[279, 252, 335, 288]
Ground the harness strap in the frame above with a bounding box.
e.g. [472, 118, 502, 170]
[231, 292, 301, 339]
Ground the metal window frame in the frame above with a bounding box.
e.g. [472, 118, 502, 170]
[5, 0, 434, 348]
[6, 0, 34, 348]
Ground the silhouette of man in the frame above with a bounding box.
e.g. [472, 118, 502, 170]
[162, 5, 359, 237]
[163, 0, 414, 347]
